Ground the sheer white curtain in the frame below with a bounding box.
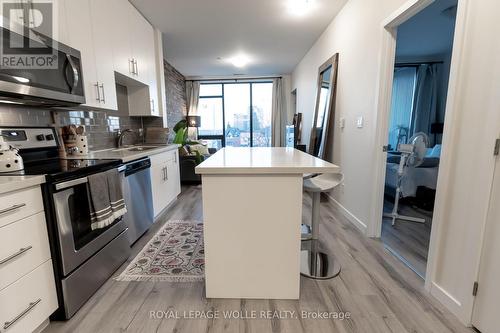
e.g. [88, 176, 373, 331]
[271, 78, 287, 147]
[411, 64, 439, 146]
[185, 81, 200, 116]
[388, 67, 417, 149]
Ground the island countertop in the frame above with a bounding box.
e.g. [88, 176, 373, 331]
[195, 147, 340, 175]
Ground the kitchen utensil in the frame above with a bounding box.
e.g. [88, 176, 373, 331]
[74, 135, 89, 156]
[69, 125, 77, 136]
[0, 136, 24, 172]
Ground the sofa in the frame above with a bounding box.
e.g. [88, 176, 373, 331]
[179, 145, 216, 184]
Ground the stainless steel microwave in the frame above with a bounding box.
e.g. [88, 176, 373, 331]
[0, 27, 85, 107]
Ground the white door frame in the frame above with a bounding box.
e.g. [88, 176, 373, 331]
[370, 0, 469, 290]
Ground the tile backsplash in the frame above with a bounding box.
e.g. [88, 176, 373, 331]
[0, 105, 149, 151]
[54, 110, 143, 150]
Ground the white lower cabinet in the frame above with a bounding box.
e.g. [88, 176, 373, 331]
[0, 261, 58, 333]
[0, 212, 51, 290]
[0, 186, 57, 333]
[150, 150, 181, 218]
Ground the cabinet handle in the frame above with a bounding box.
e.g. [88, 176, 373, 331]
[0, 246, 33, 265]
[94, 82, 101, 102]
[0, 203, 26, 216]
[134, 59, 138, 76]
[99, 83, 105, 103]
[162, 167, 166, 181]
[129, 59, 134, 74]
[165, 166, 168, 180]
[151, 99, 155, 113]
[3, 298, 41, 330]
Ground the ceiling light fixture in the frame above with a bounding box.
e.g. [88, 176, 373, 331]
[287, 0, 315, 17]
[227, 54, 251, 68]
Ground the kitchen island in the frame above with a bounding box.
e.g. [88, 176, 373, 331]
[195, 147, 340, 299]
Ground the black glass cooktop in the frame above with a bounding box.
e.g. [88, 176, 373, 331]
[0, 158, 121, 182]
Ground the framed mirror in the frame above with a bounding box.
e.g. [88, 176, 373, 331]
[309, 54, 339, 160]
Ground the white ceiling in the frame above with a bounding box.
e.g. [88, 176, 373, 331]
[130, 0, 347, 77]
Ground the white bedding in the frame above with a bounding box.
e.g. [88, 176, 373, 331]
[385, 163, 439, 197]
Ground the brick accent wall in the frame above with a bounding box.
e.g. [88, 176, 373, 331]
[164, 60, 187, 129]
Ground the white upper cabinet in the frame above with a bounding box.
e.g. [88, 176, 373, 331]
[63, 0, 118, 110]
[54, 0, 69, 45]
[58, 0, 162, 115]
[89, 0, 118, 110]
[129, 8, 154, 85]
[110, 0, 154, 85]
[63, 0, 100, 109]
[106, 0, 134, 78]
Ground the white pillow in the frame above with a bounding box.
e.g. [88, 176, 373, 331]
[429, 145, 442, 158]
[190, 144, 210, 155]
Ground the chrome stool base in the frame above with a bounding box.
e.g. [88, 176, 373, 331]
[300, 240, 341, 280]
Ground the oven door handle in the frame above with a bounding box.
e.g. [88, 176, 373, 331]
[55, 177, 88, 191]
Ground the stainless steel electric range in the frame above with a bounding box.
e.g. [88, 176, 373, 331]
[0, 127, 131, 319]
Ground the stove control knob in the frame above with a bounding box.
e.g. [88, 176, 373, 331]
[36, 134, 45, 141]
[45, 134, 55, 141]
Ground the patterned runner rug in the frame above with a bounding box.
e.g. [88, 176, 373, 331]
[115, 220, 205, 282]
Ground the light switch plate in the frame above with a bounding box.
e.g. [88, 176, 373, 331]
[339, 117, 345, 129]
[356, 116, 364, 128]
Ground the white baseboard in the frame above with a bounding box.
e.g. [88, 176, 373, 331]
[430, 282, 471, 326]
[325, 193, 368, 234]
[34, 319, 50, 333]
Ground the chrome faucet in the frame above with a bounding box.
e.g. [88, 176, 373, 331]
[117, 129, 133, 148]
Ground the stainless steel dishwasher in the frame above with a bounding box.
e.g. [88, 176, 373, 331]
[119, 157, 154, 245]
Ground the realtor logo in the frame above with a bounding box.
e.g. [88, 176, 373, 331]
[0, 0, 58, 69]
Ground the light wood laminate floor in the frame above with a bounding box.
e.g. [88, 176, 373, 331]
[44, 186, 472, 333]
[381, 199, 433, 278]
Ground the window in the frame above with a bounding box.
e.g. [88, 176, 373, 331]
[198, 84, 224, 149]
[388, 67, 417, 150]
[197, 82, 273, 148]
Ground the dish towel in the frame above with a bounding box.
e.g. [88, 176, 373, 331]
[88, 169, 127, 230]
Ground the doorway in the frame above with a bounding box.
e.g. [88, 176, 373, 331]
[379, 0, 458, 278]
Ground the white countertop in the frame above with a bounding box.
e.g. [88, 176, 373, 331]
[195, 147, 340, 175]
[65, 144, 180, 163]
[0, 175, 46, 195]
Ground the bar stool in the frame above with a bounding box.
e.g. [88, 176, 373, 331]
[300, 172, 344, 279]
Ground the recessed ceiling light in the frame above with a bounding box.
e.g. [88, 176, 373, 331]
[227, 54, 251, 68]
[287, 0, 315, 17]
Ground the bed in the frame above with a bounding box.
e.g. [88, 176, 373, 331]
[385, 145, 441, 198]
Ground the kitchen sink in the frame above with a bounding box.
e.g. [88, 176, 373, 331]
[127, 146, 159, 152]
[112, 145, 159, 152]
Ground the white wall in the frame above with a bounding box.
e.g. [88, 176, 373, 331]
[292, 0, 409, 232]
[292, 0, 500, 325]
